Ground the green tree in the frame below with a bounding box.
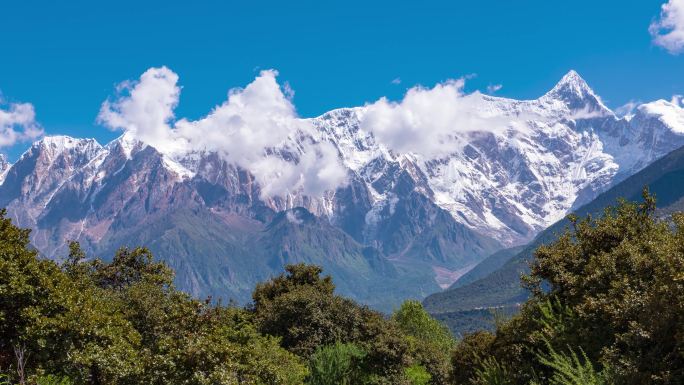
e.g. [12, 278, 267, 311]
[35, 374, 74, 385]
[252, 263, 411, 383]
[0, 211, 308, 385]
[0, 210, 142, 384]
[452, 191, 684, 385]
[92, 246, 174, 291]
[0, 208, 57, 368]
[78, 248, 308, 385]
[535, 344, 609, 385]
[450, 331, 496, 384]
[393, 301, 454, 385]
[393, 301, 454, 351]
[308, 342, 366, 385]
[472, 357, 510, 385]
[525, 192, 684, 383]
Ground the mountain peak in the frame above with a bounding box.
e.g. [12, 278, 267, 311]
[33, 135, 101, 152]
[560, 69, 584, 83]
[542, 70, 610, 113]
[106, 132, 147, 159]
[21, 136, 103, 165]
[547, 70, 594, 98]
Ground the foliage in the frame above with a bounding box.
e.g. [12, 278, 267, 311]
[393, 300, 454, 351]
[526, 191, 684, 383]
[535, 344, 609, 385]
[35, 375, 74, 385]
[451, 190, 684, 384]
[404, 364, 431, 385]
[0, 209, 307, 385]
[450, 331, 495, 384]
[472, 357, 510, 385]
[0, 210, 461, 385]
[252, 263, 412, 382]
[307, 342, 366, 385]
[527, 300, 611, 384]
[393, 301, 454, 385]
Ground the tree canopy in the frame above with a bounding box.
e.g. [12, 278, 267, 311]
[1, 190, 682, 384]
[0, 210, 452, 385]
[452, 191, 684, 384]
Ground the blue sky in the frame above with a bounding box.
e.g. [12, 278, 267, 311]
[0, 0, 682, 159]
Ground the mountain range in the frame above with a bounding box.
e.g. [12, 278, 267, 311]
[2, 70, 684, 311]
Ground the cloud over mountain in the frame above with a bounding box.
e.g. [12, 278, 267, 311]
[98, 67, 181, 152]
[98, 67, 347, 198]
[360, 78, 535, 159]
[94, 66, 619, 198]
[0, 101, 43, 148]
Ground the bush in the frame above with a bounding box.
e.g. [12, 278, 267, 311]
[404, 364, 431, 385]
[35, 375, 74, 385]
[308, 342, 366, 385]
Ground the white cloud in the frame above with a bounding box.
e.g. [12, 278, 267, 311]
[566, 105, 612, 120]
[650, 0, 684, 54]
[391, 78, 401, 85]
[615, 100, 641, 118]
[0, 101, 43, 148]
[487, 84, 503, 93]
[99, 67, 347, 198]
[98, 67, 181, 152]
[175, 71, 296, 159]
[360, 78, 530, 159]
[286, 210, 304, 224]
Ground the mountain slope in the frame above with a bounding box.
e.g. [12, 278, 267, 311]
[448, 245, 525, 289]
[424, 143, 684, 318]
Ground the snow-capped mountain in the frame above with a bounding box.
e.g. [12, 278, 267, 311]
[311, 70, 684, 244]
[1, 70, 683, 309]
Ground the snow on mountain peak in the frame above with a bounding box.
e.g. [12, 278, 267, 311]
[541, 70, 610, 114]
[20, 135, 103, 167]
[637, 99, 684, 133]
[307, 71, 684, 244]
[548, 70, 593, 96]
[35, 135, 100, 150]
[106, 132, 146, 159]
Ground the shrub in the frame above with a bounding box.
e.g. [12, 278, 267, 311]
[308, 342, 366, 385]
